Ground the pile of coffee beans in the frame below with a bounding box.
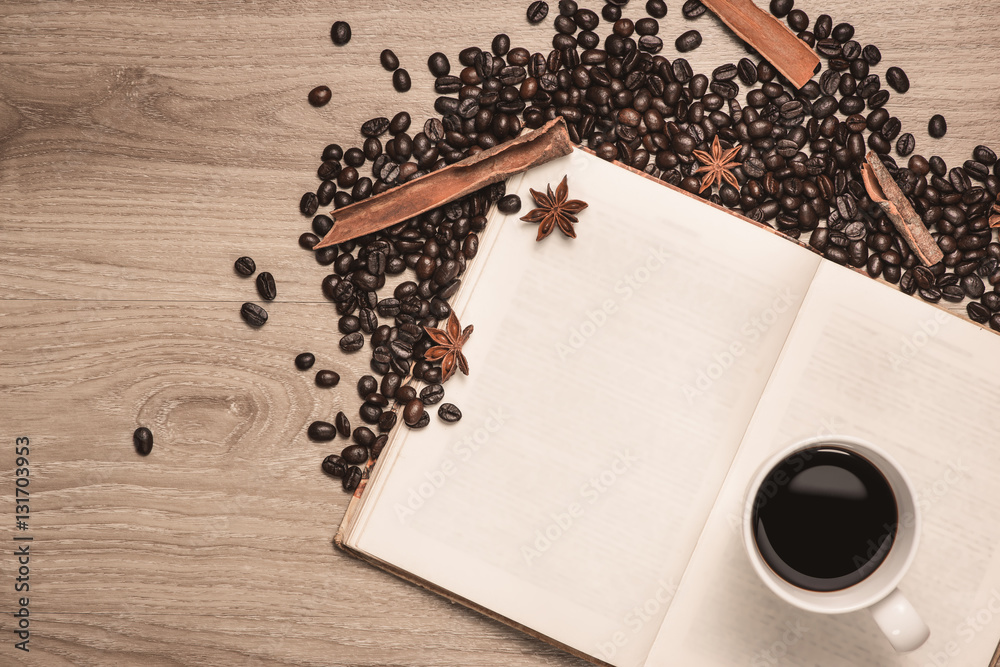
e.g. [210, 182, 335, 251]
[289, 2, 999, 490]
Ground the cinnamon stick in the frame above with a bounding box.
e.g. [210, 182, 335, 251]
[700, 0, 820, 90]
[314, 117, 574, 248]
[861, 151, 944, 266]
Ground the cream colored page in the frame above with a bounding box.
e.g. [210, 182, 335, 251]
[355, 149, 820, 667]
[644, 261, 1000, 667]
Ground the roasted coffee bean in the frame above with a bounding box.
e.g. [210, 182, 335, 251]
[339, 332, 364, 352]
[410, 411, 430, 429]
[342, 466, 362, 492]
[676, 30, 702, 53]
[428, 52, 450, 77]
[862, 44, 881, 65]
[498, 194, 522, 214]
[234, 256, 256, 276]
[341, 444, 368, 465]
[968, 301, 991, 324]
[380, 49, 399, 71]
[962, 274, 986, 298]
[885, 67, 909, 94]
[315, 369, 340, 388]
[133, 427, 153, 456]
[438, 403, 463, 423]
[369, 434, 388, 459]
[361, 117, 390, 137]
[322, 454, 347, 478]
[352, 426, 376, 448]
[380, 373, 401, 399]
[420, 383, 445, 405]
[300, 233, 320, 250]
[378, 412, 397, 434]
[393, 69, 411, 92]
[918, 287, 942, 303]
[527, 0, 549, 23]
[295, 352, 315, 370]
[359, 403, 383, 424]
[308, 421, 337, 441]
[396, 385, 417, 404]
[338, 315, 360, 334]
[646, 0, 667, 18]
[312, 214, 334, 237]
[255, 272, 276, 301]
[308, 85, 332, 107]
[683, 0, 707, 18]
[928, 114, 947, 138]
[831, 22, 854, 42]
[331, 412, 350, 440]
[403, 398, 426, 426]
[240, 302, 268, 327]
[896, 133, 915, 157]
[769, 0, 793, 18]
[357, 374, 378, 398]
[299, 192, 318, 217]
[330, 21, 351, 45]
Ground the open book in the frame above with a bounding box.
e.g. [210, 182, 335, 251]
[336, 148, 1000, 667]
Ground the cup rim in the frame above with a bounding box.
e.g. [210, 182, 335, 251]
[742, 434, 921, 614]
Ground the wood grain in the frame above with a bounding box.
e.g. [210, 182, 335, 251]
[1, 0, 999, 664]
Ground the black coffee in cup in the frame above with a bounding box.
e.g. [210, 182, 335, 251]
[751, 446, 898, 592]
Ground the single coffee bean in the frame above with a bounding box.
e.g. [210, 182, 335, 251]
[862, 44, 881, 65]
[133, 427, 153, 456]
[322, 454, 347, 477]
[396, 385, 417, 404]
[676, 30, 702, 53]
[420, 383, 445, 405]
[428, 52, 450, 77]
[438, 403, 462, 423]
[361, 117, 390, 137]
[308, 86, 332, 107]
[378, 412, 397, 433]
[339, 332, 364, 352]
[342, 466, 362, 492]
[831, 22, 854, 42]
[330, 21, 351, 45]
[315, 369, 340, 388]
[255, 272, 276, 301]
[411, 411, 430, 429]
[769, 0, 793, 18]
[299, 232, 319, 250]
[240, 302, 267, 327]
[527, 0, 549, 23]
[352, 426, 376, 448]
[234, 256, 256, 276]
[646, 0, 667, 18]
[393, 69, 411, 92]
[308, 421, 337, 441]
[974, 145, 997, 166]
[380, 49, 399, 71]
[294, 352, 315, 370]
[968, 302, 991, 324]
[928, 114, 947, 138]
[498, 194, 522, 214]
[335, 411, 351, 438]
[371, 433, 389, 459]
[299, 192, 318, 217]
[357, 374, 378, 398]
[403, 398, 425, 426]
[359, 403, 383, 424]
[342, 444, 368, 465]
[896, 133, 915, 157]
[885, 67, 909, 94]
[682, 0, 707, 18]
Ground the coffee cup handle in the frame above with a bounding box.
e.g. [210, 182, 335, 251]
[869, 588, 930, 652]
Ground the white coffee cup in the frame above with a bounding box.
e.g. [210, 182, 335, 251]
[742, 435, 930, 652]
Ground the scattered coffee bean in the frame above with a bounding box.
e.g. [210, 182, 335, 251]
[240, 302, 268, 327]
[299, 232, 320, 250]
[682, 0, 707, 18]
[420, 383, 445, 405]
[336, 411, 351, 438]
[234, 256, 256, 276]
[308, 86, 332, 107]
[885, 67, 909, 94]
[342, 466, 362, 492]
[378, 412, 397, 432]
[340, 332, 364, 352]
[341, 444, 368, 465]
[255, 272, 276, 301]
[371, 434, 389, 459]
[357, 375, 379, 398]
[896, 133, 915, 157]
[133, 427, 153, 456]
[527, 1, 549, 23]
[322, 454, 347, 477]
[299, 192, 318, 217]
[315, 369, 341, 388]
[498, 194, 522, 214]
[330, 21, 351, 45]
[769, 0, 793, 18]
[645, 0, 667, 18]
[295, 352, 315, 370]
[929, 114, 947, 138]
[353, 426, 376, 447]
[438, 403, 462, 422]
[676, 30, 702, 52]
[403, 398, 425, 426]
[411, 412, 430, 429]
[392, 69, 411, 92]
[308, 421, 337, 441]
[380, 49, 399, 71]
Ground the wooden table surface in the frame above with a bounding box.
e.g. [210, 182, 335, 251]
[2, 1, 998, 665]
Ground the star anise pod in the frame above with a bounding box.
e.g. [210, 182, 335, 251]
[423, 311, 473, 382]
[989, 193, 1000, 229]
[520, 175, 588, 241]
[692, 136, 742, 193]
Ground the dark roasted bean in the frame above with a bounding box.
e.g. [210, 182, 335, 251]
[234, 256, 256, 276]
[393, 69, 411, 92]
[928, 114, 947, 138]
[295, 352, 315, 370]
[420, 383, 445, 405]
[380, 49, 399, 71]
[315, 369, 340, 388]
[308, 421, 337, 441]
[885, 67, 909, 94]
[341, 444, 368, 465]
[322, 454, 347, 477]
[527, 0, 549, 23]
[339, 332, 364, 352]
[133, 427, 153, 456]
[342, 466, 362, 492]
[676, 30, 702, 53]
[438, 403, 463, 422]
[403, 398, 426, 426]
[240, 302, 267, 327]
[255, 272, 276, 301]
